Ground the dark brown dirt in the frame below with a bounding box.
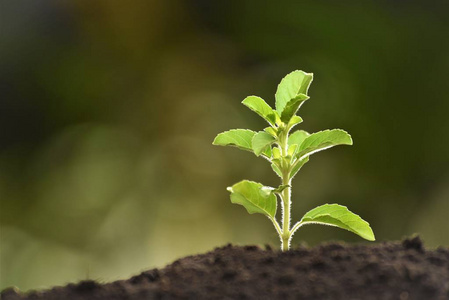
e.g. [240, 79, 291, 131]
[2, 236, 449, 300]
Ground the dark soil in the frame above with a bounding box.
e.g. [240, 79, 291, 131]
[2, 236, 449, 300]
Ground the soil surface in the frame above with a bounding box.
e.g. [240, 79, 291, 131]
[2, 236, 449, 300]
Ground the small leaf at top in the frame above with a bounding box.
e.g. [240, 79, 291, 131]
[275, 70, 313, 114]
[297, 129, 352, 160]
[213, 129, 255, 152]
[228, 180, 277, 218]
[242, 96, 277, 126]
[299, 204, 375, 241]
[252, 131, 276, 156]
[280, 94, 309, 123]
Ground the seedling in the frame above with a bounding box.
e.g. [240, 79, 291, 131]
[213, 70, 375, 251]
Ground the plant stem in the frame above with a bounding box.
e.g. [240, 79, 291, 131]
[279, 129, 292, 251]
[281, 177, 291, 251]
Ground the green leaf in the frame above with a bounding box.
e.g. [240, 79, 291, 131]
[227, 180, 277, 218]
[287, 115, 303, 129]
[275, 70, 314, 114]
[252, 131, 276, 156]
[280, 94, 309, 123]
[271, 163, 282, 178]
[264, 127, 277, 138]
[288, 130, 310, 148]
[260, 186, 275, 197]
[213, 129, 255, 152]
[272, 147, 281, 159]
[287, 144, 298, 156]
[299, 204, 375, 241]
[290, 156, 309, 178]
[262, 145, 272, 158]
[297, 129, 352, 160]
[288, 130, 309, 157]
[242, 96, 277, 126]
[274, 111, 282, 126]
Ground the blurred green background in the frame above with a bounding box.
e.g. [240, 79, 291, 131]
[1, 0, 448, 292]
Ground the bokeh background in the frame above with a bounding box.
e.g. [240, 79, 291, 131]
[1, 0, 448, 292]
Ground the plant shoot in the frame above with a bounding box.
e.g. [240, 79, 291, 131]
[213, 70, 375, 251]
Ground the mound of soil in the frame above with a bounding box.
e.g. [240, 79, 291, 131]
[2, 237, 448, 300]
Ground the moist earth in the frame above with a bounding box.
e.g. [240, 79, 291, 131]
[2, 236, 449, 300]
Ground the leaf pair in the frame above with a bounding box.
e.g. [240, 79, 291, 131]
[227, 181, 375, 241]
[275, 70, 313, 122]
[242, 70, 313, 126]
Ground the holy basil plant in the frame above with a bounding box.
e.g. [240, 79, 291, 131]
[213, 70, 375, 251]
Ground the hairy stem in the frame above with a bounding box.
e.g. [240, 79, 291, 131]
[279, 128, 293, 251]
[281, 178, 292, 251]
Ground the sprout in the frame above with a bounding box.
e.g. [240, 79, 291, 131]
[213, 70, 375, 251]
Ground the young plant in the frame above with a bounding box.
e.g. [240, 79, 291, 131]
[213, 70, 375, 251]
